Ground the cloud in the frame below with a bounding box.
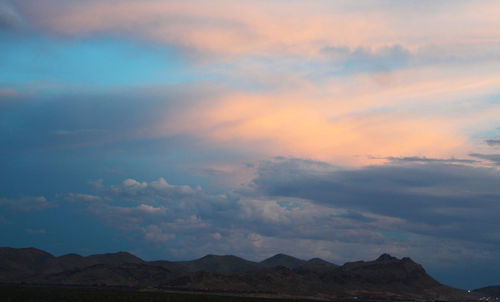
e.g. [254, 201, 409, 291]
[485, 139, 500, 146]
[0, 215, 9, 224]
[96, 177, 202, 204]
[0, 196, 52, 211]
[470, 153, 500, 165]
[17, 0, 500, 61]
[66, 193, 102, 204]
[26, 228, 47, 235]
[160, 88, 472, 164]
[377, 156, 478, 164]
[0, 2, 23, 29]
[0, 89, 19, 97]
[143, 225, 175, 243]
[64, 156, 500, 268]
[252, 158, 500, 245]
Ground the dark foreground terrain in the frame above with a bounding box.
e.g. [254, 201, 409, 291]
[0, 286, 338, 302]
[1, 247, 491, 302]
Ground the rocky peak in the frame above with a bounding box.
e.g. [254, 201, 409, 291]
[376, 253, 398, 262]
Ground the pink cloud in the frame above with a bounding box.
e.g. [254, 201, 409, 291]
[0, 89, 19, 97]
[19, 0, 500, 59]
[155, 61, 500, 165]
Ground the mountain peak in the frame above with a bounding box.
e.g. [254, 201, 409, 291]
[260, 253, 305, 269]
[306, 257, 337, 266]
[264, 253, 299, 261]
[308, 257, 329, 263]
[200, 254, 238, 260]
[85, 251, 144, 265]
[376, 253, 398, 262]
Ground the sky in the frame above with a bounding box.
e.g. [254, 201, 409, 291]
[1, 0, 500, 289]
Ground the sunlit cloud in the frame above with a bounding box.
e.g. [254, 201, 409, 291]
[157, 63, 500, 163]
[2, 0, 500, 289]
[18, 0, 500, 60]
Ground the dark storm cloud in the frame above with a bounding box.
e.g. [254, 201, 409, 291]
[252, 158, 500, 245]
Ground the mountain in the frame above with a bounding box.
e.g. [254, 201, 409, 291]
[0, 247, 479, 301]
[85, 251, 144, 266]
[297, 257, 338, 272]
[259, 253, 306, 269]
[474, 286, 500, 298]
[165, 254, 468, 301]
[151, 254, 258, 274]
[339, 255, 441, 290]
[0, 247, 146, 282]
[0, 247, 54, 281]
[36, 263, 173, 287]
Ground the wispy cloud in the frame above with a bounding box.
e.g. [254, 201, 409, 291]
[0, 1, 24, 29]
[470, 153, 500, 165]
[17, 0, 500, 61]
[25, 228, 47, 235]
[0, 196, 52, 211]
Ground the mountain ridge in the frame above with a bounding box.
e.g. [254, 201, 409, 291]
[0, 247, 481, 301]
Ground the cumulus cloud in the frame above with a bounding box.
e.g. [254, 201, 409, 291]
[64, 156, 500, 268]
[93, 177, 204, 205]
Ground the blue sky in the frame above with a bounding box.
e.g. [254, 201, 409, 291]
[1, 0, 500, 289]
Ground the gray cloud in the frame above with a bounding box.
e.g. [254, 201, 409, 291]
[0, 196, 52, 211]
[66, 157, 500, 265]
[470, 153, 500, 165]
[485, 139, 500, 147]
[253, 158, 500, 246]
[0, 2, 24, 29]
[25, 228, 47, 235]
[377, 156, 478, 164]
[58, 159, 500, 288]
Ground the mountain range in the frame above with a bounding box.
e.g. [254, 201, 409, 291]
[0, 247, 493, 301]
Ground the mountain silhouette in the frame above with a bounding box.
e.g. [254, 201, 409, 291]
[0, 247, 479, 301]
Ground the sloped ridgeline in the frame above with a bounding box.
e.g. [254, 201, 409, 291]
[0, 247, 474, 300]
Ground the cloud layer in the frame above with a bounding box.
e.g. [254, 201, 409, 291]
[15, 0, 500, 59]
[57, 158, 500, 288]
[1, 0, 500, 290]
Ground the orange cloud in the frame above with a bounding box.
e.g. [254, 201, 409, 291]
[159, 91, 467, 165]
[156, 59, 500, 165]
[30, 0, 500, 58]
[18, 0, 500, 165]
